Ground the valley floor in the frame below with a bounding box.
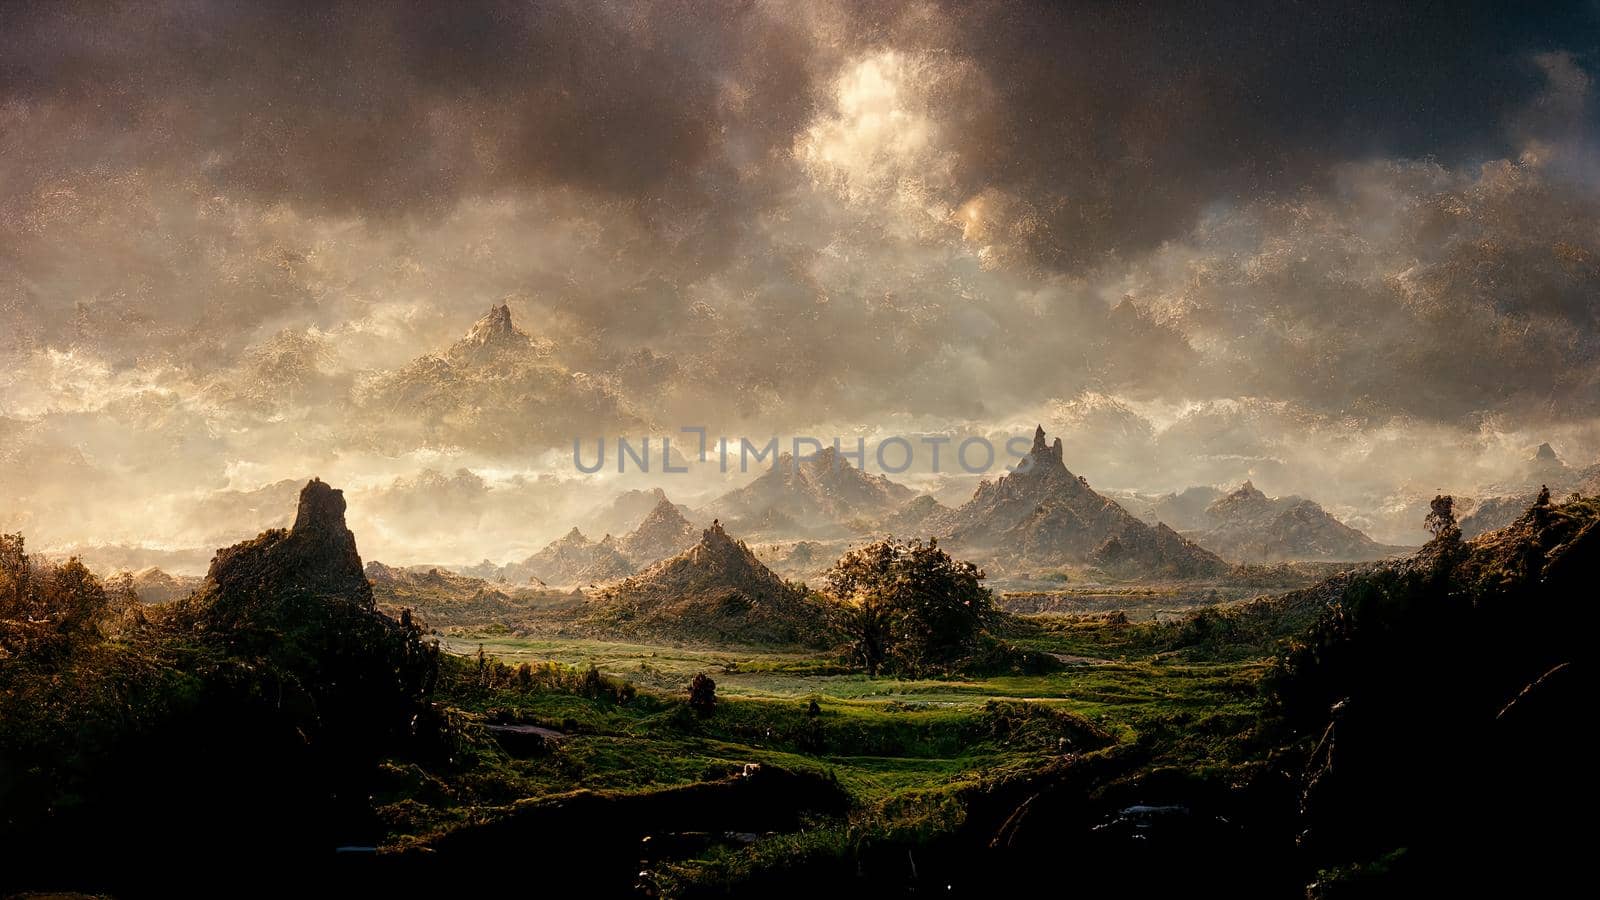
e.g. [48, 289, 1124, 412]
[376, 621, 1270, 894]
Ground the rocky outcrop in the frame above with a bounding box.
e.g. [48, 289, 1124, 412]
[457, 302, 523, 357]
[930, 426, 1229, 578]
[195, 478, 373, 624]
[178, 478, 437, 758]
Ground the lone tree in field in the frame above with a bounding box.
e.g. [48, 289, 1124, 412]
[823, 537, 996, 675]
[688, 672, 716, 716]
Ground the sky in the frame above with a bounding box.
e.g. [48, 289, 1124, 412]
[4, 0, 1600, 565]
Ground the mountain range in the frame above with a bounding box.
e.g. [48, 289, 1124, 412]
[927, 427, 1230, 577]
[707, 446, 918, 536]
[492, 492, 703, 587]
[1187, 481, 1397, 562]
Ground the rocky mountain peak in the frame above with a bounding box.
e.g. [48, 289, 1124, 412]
[705, 445, 915, 536]
[1534, 441, 1559, 462]
[805, 446, 843, 470]
[704, 518, 733, 545]
[1012, 425, 1068, 478]
[1192, 482, 1388, 562]
[645, 492, 688, 522]
[588, 517, 822, 645]
[929, 426, 1229, 577]
[463, 303, 521, 345]
[620, 494, 700, 564]
[447, 303, 532, 363]
[632, 518, 779, 592]
[1208, 481, 1274, 522]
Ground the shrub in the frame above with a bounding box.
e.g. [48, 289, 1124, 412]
[688, 672, 717, 716]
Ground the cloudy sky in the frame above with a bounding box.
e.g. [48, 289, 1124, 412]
[4, 0, 1599, 563]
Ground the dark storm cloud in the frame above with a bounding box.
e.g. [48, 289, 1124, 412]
[861, 0, 1600, 268]
[0, 0, 813, 222]
[6, 1, 1594, 249]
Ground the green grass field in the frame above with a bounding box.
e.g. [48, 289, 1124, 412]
[392, 626, 1266, 848]
[438, 631, 1264, 715]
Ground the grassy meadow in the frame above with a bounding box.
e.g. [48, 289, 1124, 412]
[373, 615, 1273, 893]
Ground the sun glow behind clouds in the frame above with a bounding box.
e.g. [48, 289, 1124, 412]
[798, 50, 957, 210]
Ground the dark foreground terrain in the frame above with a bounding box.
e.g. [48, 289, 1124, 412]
[2, 482, 1591, 897]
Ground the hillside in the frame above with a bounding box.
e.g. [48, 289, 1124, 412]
[586, 521, 829, 646]
[1189, 481, 1397, 562]
[1262, 492, 1594, 890]
[573, 535, 637, 585]
[707, 446, 917, 536]
[930, 426, 1229, 577]
[3, 479, 440, 890]
[872, 494, 950, 538]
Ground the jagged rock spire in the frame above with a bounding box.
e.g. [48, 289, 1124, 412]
[1024, 425, 1065, 468]
[292, 478, 350, 536]
[202, 478, 372, 615]
[459, 303, 526, 351]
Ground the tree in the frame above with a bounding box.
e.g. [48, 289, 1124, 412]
[688, 672, 716, 716]
[823, 538, 996, 675]
[1424, 494, 1460, 543]
[1, 535, 116, 656]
